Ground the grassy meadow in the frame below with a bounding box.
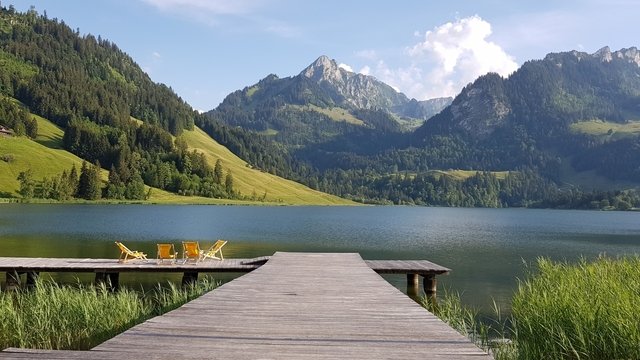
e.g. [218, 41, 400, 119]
[287, 104, 365, 125]
[0, 137, 88, 198]
[180, 126, 352, 205]
[570, 119, 640, 140]
[0, 104, 353, 205]
[431, 169, 511, 181]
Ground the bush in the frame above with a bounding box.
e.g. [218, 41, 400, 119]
[0, 154, 14, 163]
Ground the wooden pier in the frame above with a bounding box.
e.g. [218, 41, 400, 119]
[0, 255, 449, 295]
[1, 252, 490, 359]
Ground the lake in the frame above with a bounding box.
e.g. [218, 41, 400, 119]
[1, 204, 639, 314]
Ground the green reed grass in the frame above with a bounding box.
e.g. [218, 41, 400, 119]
[0, 278, 217, 350]
[422, 292, 516, 359]
[512, 256, 640, 360]
[425, 256, 640, 360]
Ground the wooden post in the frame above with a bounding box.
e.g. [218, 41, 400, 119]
[423, 274, 438, 308]
[107, 272, 120, 291]
[406, 273, 420, 301]
[25, 271, 39, 289]
[423, 274, 437, 295]
[182, 271, 198, 287]
[5, 271, 21, 291]
[95, 271, 120, 292]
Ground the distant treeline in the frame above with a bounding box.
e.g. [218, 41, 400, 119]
[311, 169, 640, 210]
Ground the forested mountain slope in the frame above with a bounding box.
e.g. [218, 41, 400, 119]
[0, 6, 349, 205]
[203, 48, 640, 208]
[414, 46, 640, 181]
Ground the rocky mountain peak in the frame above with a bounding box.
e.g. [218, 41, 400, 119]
[616, 47, 640, 66]
[449, 73, 510, 138]
[592, 46, 640, 66]
[300, 55, 344, 82]
[593, 46, 612, 61]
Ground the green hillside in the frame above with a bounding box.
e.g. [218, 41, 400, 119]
[0, 137, 80, 197]
[570, 119, 640, 140]
[181, 127, 352, 205]
[0, 7, 355, 205]
[432, 169, 511, 181]
[287, 105, 364, 125]
[0, 109, 97, 196]
[0, 109, 351, 205]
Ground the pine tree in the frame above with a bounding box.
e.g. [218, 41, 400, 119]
[225, 171, 234, 195]
[17, 169, 35, 199]
[88, 160, 102, 200]
[68, 164, 79, 197]
[214, 159, 224, 184]
[78, 161, 102, 200]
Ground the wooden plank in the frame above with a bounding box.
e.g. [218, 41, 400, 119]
[365, 259, 450, 275]
[0, 257, 265, 273]
[1, 252, 489, 359]
[0, 257, 448, 286]
[89, 252, 488, 359]
[0, 256, 450, 276]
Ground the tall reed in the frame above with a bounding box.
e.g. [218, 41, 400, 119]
[512, 256, 640, 360]
[0, 278, 217, 350]
[422, 292, 515, 359]
[426, 256, 640, 360]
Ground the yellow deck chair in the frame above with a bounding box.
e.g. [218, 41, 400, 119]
[182, 241, 202, 264]
[115, 241, 147, 263]
[156, 243, 177, 264]
[201, 240, 227, 261]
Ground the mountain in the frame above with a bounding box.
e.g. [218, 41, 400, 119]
[300, 55, 407, 111]
[298, 55, 452, 119]
[0, 6, 350, 205]
[3, 5, 637, 208]
[204, 47, 640, 208]
[414, 46, 640, 182]
[206, 56, 451, 148]
[421, 46, 640, 139]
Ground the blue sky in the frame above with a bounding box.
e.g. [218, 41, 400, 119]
[11, 0, 640, 111]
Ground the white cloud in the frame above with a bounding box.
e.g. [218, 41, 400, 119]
[338, 63, 353, 72]
[358, 65, 371, 76]
[152, 51, 162, 59]
[367, 15, 518, 100]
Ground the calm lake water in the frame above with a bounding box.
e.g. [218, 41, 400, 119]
[1, 204, 639, 314]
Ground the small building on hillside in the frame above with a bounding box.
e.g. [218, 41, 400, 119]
[0, 126, 13, 137]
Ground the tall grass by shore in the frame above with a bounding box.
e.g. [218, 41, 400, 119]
[426, 256, 640, 360]
[0, 278, 217, 350]
[512, 256, 640, 359]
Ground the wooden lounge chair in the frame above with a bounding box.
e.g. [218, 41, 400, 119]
[157, 243, 177, 264]
[201, 240, 227, 261]
[182, 241, 202, 264]
[115, 241, 147, 263]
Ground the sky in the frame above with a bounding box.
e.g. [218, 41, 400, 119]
[11, 0, 640, 112]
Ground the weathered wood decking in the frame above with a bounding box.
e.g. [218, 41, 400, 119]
[0, 255, 450, 293]
[1, 252, 490, 359]
[0, 256, 271, 273]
